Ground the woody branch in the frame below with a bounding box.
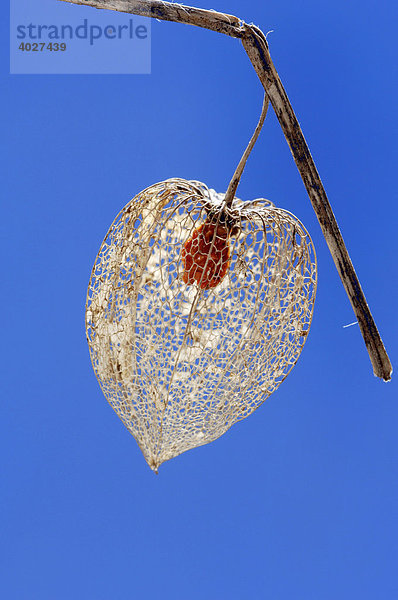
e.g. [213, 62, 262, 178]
[60, 0, 392, 381]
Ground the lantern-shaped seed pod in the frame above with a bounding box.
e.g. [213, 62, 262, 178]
[86, 178, 317, 472]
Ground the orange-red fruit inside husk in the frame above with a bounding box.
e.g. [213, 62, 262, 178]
[181, 219, 231, 289]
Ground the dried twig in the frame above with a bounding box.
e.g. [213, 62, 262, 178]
[224, 94, 269, 208]
[61, 0, 392, 381]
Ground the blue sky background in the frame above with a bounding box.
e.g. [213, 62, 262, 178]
[1, 1, 397, 598]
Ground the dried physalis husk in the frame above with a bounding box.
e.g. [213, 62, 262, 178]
[85, 178, 317, 472]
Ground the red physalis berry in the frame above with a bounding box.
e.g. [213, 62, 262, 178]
[181, 218, 231, 289]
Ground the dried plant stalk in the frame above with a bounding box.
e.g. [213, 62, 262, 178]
[86, 179, 317, 471]
[62, 0, 392, 381]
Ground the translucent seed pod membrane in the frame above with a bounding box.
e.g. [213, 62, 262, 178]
[86, 179, 317, 472]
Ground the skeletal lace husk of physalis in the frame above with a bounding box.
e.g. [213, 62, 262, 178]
[86, 178, 317, 472]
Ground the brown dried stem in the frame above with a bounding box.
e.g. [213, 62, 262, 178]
[60, 0, 392, 381]
[224, 93, 269, 208]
